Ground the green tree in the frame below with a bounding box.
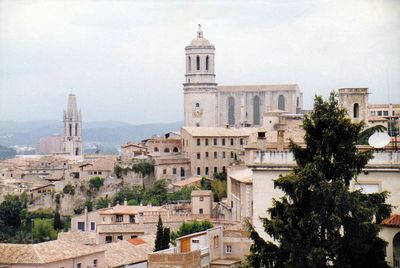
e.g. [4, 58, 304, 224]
[168, 186, 197, 202]
[84, 199, 93, 212]
[171, 220, 213, 243]
[32, 219, 57, 242]
[246, 93, 391, 268]
[154, 215, 170, 251]
[89, 176, 104, 192]
[143, 180, 168, 205]
[357, 125, 387, 145]
[213, 172, 227, 181]
[0, 194, 24, 228]
[96, 196, 111, 209]
[200, 177, 212, 190]
[113, 186, 144, 205]
[53, 212, 62, 230]
[63, 184, 75, 195]
[131, 161, 154, 176]
[211, 179, 227, 202]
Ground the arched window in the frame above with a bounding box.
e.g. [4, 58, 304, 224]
[69, 124, 72, 136]
[188, 56, 191, 72]
[297, 96, 300, 107]
[164, 148, 170, 153]
[353, 103, 359, 118]
[75, 123, 78, 136]
[253, 96, 260, 126]
[173, 147, 179, 153]
[154, 147, 159, 152]
[228, 96, 235, 126]
[278, 95, 285, 111]
[394, 232, 400, 265]
[180, 167, 185, 177]
[196, 56, 200, 71]
[195, 103, 200, 108]
[206, 56, 209, 71]
[75, 148, 79, 156]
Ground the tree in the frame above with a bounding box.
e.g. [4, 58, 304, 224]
[154, 216, 170, 251]
[96, 196, 111, 209]
[63, 184, 75, 195]
[246, 93, 392, 268]
[170, 220, 213, 243]
[131, 161, 154, 176]
[53, 212, 62, 230]
[357, 125, 387, 145]
[143, 180, 168, 206]
[0, 194, 24, 228]
[211, 179, 227, 202]
[200, 177, 212, 190]
[32, 218, 57, 242]
[113, 186, 144, 205]
[84, 199, 93, 212]
[89, 176, 104, 192]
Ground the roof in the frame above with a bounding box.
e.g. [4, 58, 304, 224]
[0, 240, 104, 264]
[218, 84, 299, 93]
[30, 183, 55, 191]
[381, 214, 400, 228]
[182, 127, 256, 137]
[211, 259, 241, 265]
[85, 157, 116, 171]
[229, 167, 252, 184]
[121, 143, 148, 149]
[191, 190, 213, 197]
[105, 235, 155, 268]
[100, 204, 167, 215]
[172, 176, 205, 188]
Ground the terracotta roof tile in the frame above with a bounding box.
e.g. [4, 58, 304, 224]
[381, 214, 400, 228]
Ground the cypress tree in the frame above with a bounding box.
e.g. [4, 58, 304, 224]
[154, 215, 164, 252]
[247, 93, 392, 268]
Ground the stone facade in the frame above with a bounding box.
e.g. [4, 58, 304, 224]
[183, 27, 303, 128]
[191, 190, 213, 217]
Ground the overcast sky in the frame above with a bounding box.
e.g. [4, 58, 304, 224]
[0, 0, 399, 124]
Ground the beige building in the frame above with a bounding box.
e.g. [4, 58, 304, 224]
[191, 190, 213, 217]
[183, 27, 303, 128]
[36, 135, 64, 155]
[0, 240, 104, 268]
[181, 127, 255, 178]
[120, 143, 148, 163]
[153, 155, 191, 182]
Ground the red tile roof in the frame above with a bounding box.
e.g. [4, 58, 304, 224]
[128, 238, 146, 245]
[381, 214, 400, 228]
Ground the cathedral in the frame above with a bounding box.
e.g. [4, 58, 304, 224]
[183, 26, 303, 128]
[63, 94, 83, 156]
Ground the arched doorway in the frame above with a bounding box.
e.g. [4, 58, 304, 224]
[394, 232, 400, 267]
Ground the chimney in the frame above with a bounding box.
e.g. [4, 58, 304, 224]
[108, 202, 111, 208]
[84, 206, 88, 232]
[277, 130, 284, 151]
[124, 199, 127, 206]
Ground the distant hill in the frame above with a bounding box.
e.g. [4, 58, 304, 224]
[0, 120, 182, 150]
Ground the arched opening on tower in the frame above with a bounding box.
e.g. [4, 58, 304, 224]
[206, 56, 209, 71]
[278, 95, 285, 111]
[253, 96, 261, 126]
[164, 148, 170, 153]
[188, 56, 191, 73]
[173, 147, 179, 153]
[69, 124, 72, 136]
[353, 103, 359, 118]
[228, 97, 235, 126]
[196, 56, 200, 71]
[75, 148, 79, 156]
[75, 123, 78, 136]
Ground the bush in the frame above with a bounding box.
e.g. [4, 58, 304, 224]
[96, 197, 111, 209]
[89, 176, 104, 191]
[131, 161, 154, 176]
[32, 218, 57, 242]
[171, 220, 213, 243]
[63, 184, 75, 195]
[113, 186, 144, 205]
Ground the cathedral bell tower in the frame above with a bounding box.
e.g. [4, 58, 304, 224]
[183, 25, 218, 127]
[63, 94, 83, 157]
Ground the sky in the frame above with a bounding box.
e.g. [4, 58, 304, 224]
[0, 0, 399, 124]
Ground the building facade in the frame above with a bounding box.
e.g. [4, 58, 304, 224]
[183, 27, 303, 128]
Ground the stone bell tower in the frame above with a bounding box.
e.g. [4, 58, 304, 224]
[63, 94, 83, 157]
[183, 25, 218, 127]
[338, 88, 369, 123]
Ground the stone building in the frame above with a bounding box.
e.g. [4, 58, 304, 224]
[191, 190, 213, 217]
[36, 135, 64, 155]
[181, 127, 255, 178]
[183, 26, 303, 128]
[63, 94, 83, 157]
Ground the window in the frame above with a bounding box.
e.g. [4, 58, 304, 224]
[240, 138, 243, 146]
[76, 263, 81, 268]
[214, 152, 218, 159]
[226, 245, 232, 254]
[222, 152, 226, 158]
[188, 56, 191, 72]
[206, 56, 209, 71]
[213, 138, 217, 146]
[77, 221, 85, 231]
[69, 124, 72, 136]
[90, 222, 95, 231]
[231, 151, 234, 158]
[197, 138, 201, 146]
[253, 95, 261, 125]
[222, 166, 226, 173]
[200, 196, 204, 201]
[205, 167, 209, 175]
[205, 152, 209, 158]
[173, 168, 177, 175]
[199, 208, 203, 214]
[164, 148, 170, 153]
[371, 111, 376, 116]
[230, 138, 234, 146]
[228, 96, 235, 125]
[196, 56, 200, 70]
[196, 102, 200, 107]
[197, 153, 201, 159]
[197, 167, 201, 176]
[192, 239, 200, 243]
[154, 147, 159, 152]
[117, 235, 123, 240]
[129, 215, 136, 223]
[163, 169, 167, 175]
[353, 103, 359, 118]
[93, 259, 98, 267]
[75, 123, 78, 137]
[181, 168, 185, 177]
[214, 167, 218, 173]
[105, 236, 112, 243]
[213, 235, 219, 248]
[278, 95, 285, 111]
[131, 235, 138, 238]
[205, 139, 209, 146]
[222, 138, 226, 146]
[378, 111, 382, 116]
[383, 111, 389, 116]
[116, 215, 123, 222]
[173, 147, 179, 153]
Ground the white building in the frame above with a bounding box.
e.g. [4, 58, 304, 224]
[63, 94, 83, 157]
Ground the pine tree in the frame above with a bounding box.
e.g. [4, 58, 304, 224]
[163, 227, 170, 250]
[247, 93, 392, 268]
[53, 211, 62, 230]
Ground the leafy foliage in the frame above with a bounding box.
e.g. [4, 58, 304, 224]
[96, 196, 111, 209]
[89, 176, 104, 192]
[142, 180, 168, 206]
[200, 177, 212, 190]
[131, 161, 154, 176]
[53, 212, 62, 230]
[62, 184, 75, 195]
[211, 179, 227, 202]
[113, 186, 144, 205]
[168, 186, 197, 201]
[357, 125, 387, 145]
[246, 93, 392, 268]
[171, 220, 213, 243]
[32, 218, 57, 242]
[0, 194, 24, 227]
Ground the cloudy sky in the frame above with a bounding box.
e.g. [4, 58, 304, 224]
[0, 0, 399, 124]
